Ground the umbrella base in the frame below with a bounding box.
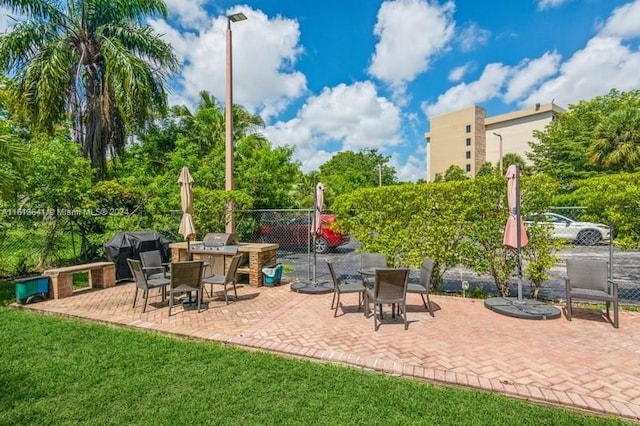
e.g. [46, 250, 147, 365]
[290, 281, 333, 294]
[484, 297, 561, 320]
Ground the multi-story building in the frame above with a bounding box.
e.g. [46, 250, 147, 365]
[425, 102, 565, 181]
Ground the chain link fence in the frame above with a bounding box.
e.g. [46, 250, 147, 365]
[239, 208, 639, 306]
[2, 207, 638, 305]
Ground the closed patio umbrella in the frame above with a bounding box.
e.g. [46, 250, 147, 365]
[178, 167, 196, 249]
[503, 164, 528, 249]
[290, 179, 331, 294]
[503, 164, 527, 301]
[312, 182, 324, 235]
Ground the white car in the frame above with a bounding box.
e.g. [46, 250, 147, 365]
[525, 212, 611, 246]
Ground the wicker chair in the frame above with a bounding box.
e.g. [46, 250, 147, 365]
[127, 258, 169, 313]
[168, 261, 204, 315]
[360, 253, 387, 288]
[202, 254, 243, 305]
[139, 250, 168, 280]
[406, 258, 435, 316]
[327, 261, 365, 317]
[565, 258, 619, 328]
[365, 268, 410, 331]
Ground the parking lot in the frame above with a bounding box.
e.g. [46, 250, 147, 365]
[275, 239, 640, 304]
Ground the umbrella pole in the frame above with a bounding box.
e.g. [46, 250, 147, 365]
[515, 164, 523, 302]
[289, 177, 332, 294]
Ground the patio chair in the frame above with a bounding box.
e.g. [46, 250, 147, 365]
[168, 261, 204, 316]
[365, 268, 410, 331]
[361, 252, 387, 287]
[139, 250, 168, 280]
[406, 257, 435, 317]
[565, 258, 619, 328]
[327, 261, 365, 317]
[202, 254, 243, 305]
[127, 258, 170, 313]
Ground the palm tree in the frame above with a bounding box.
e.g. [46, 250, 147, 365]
[0, 134, 26, 198]
[589, 108, 640, 171]
[0, 0, 180, 178]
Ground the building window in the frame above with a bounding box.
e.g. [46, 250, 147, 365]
[466, 138, 471, 146]
[465, 151, 471, 159]
[465, 124, 471, 133]
[465, 164, 471, 172]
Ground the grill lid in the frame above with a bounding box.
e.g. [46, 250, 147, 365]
[203, 233, 238, 247]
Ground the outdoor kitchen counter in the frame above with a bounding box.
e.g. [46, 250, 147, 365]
[169, 242, 279, 288]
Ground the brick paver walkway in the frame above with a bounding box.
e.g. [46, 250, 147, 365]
[19, 281, 640, 421]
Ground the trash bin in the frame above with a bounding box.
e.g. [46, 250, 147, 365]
[262, 263, 283, 287]
[15, 276, 50, 304]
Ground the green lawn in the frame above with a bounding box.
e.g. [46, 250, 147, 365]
[0, 280, 631, 425]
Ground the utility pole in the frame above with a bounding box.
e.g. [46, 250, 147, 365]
[378, 164, 382, 187]
[493, 132, 503, 174]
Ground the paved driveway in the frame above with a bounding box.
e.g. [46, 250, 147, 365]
[277, 241, 640, 304]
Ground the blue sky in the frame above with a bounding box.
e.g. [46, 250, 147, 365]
[3, 0, 640, 181]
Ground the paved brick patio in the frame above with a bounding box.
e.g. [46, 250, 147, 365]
[19, 280, 640, 421]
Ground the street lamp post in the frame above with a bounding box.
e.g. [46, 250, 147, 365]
[225, 12, 247, 234]
[493, 132, 503, 174]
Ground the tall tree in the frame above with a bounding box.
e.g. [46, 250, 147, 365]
[589, 108, 640, 171]
[528, 89, 640, 182]
[0, 76, 26, 199]
[0, 0, 179, 178]
[318, 149, 396, 207]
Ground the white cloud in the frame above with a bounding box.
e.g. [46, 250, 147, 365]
[520, 36, 640, 107]
[504, 51, 561, 103]
[164, 0, 210, 31]
[152, 7, 307, 119]
[368, 0, 455, 87]
[262, 82, 402, 172]
[537, 0, 571, 11]
[422, 63, 510, 117]
[448, 63, 471, 82]
[391, 152, 426, 182]
[599, 0, 640, 39]
[456, 22, 490, 52]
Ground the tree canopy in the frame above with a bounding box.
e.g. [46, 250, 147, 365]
[528, 89, 640, 182]
[0, 0, 179, 178]
[317, 149, 396, 207]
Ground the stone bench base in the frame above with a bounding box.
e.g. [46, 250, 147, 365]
[44, 262, 116, 299]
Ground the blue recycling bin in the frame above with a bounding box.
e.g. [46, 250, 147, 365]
[15, 276, 50, 304]
[262, 263, 283, 287]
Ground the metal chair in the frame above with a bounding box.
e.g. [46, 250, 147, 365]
[168, 261, 204, 315]
[406, 258, 435, 317]
[365, 268, 410, 331]
[327, 261, 365, 317]
[565, 258, 619, 328]
[127, 258, 169, 313]
[202, 254, 243, 305]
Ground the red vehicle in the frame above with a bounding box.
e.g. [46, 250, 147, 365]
[257, 214, 350, 253]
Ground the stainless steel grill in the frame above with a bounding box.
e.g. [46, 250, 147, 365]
[203, 233, 238, 247]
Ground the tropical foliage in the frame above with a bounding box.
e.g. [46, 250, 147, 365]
[333, 175, 559, 297]
[528, 89, 640, 182]
[0, 0, 179, 178]
[318, 149, 396, 207]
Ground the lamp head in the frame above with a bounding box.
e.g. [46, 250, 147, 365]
[228, 12, 247, 22]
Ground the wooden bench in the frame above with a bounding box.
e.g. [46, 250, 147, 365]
[44, 262, 116, 299]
